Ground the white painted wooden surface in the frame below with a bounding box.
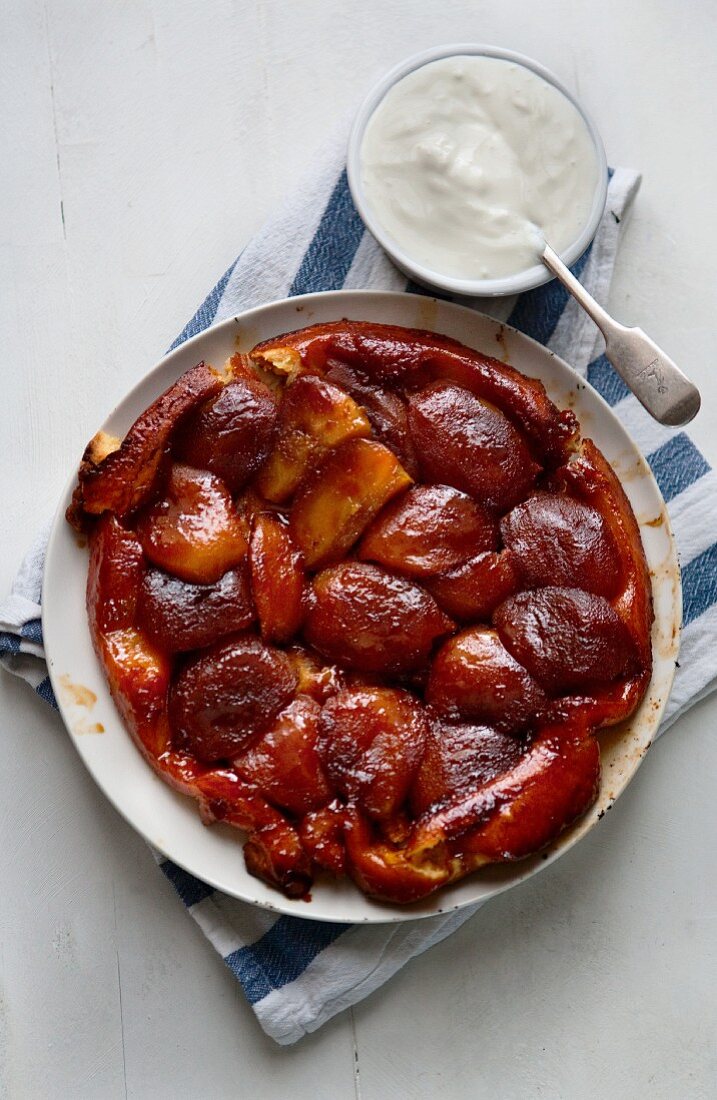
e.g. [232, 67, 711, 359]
[2, 1, 716, 1096]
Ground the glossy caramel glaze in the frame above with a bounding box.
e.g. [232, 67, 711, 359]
[71, 321, 653, 903]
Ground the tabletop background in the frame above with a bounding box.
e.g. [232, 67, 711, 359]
[2, 1, 716, 1097]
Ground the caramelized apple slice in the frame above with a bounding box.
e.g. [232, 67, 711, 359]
[136, 464, 247, 584]
[68, 361, 224, 530]
[425, 550, 520, 621]
[256, 375, 370, 502]
[234, 698, 331, 815]
[427, 627, 548, 732]
[137, 565, 254, 652]
[554, 439, 653, 667]
[249, 513, 306, 643]
[318, 686, 429, 820]
[408, 382, 541, 510]
[291, 438, 412, 569]
[410, 721, 525, 816]
[494, 587, 639, 694]
[344, 809, 451, 903]
[300, 800, 348, 875]
[359, 484, 496, 578]
[407, 718, 600, 866]
[305, 562, 454, 674]
[99, 628, 172, 759]
[169, 636, 297, 762]
[87, 515, 144, 633]
[243, 827, 313, 898]
[86, 518, 169, 759]
[324, 358, 418, 475]
[501, 491, 622, 597]
[175, 377, 278, 492]
[156, 755, 313, 898]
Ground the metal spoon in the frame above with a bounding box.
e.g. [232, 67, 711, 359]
[541, 243, 701, 427]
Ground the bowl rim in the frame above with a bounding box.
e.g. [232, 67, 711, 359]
[346, 43, 609, 297]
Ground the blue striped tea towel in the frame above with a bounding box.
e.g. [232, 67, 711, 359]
[3, 132, 717, 1045]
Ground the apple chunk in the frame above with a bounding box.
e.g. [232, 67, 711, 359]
[359, 484, 496, 578]
[494, 587, 639, 694]
[410, 721, 526, 816]
[500, 491, 622, 597]
[136, 464, 247, 584]
[249, 513, 306, 643]
[318, 686, 429, 820]
[427, 627, 547, 733]
[290, 438, 412, 569]
[305, 562, 454, 673]
[87, 515, 144, 634]
[175, 377, 278, 493]
[256, 375, 370, 502]
[408, 381, 541, 511]
[234, 698, 331, 815]
[99, 627, 172, 759]
[169, 637, 297, 763]
[137, 565, 254, 652]
[324, 358, 418, 476]
[424, 550, 520, 621]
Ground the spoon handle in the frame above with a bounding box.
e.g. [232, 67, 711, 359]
[541, 244, 701, 427]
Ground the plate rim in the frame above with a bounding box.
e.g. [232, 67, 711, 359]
[42, 288, 681, 923]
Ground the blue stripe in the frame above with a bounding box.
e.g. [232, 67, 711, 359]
[682, 543, 717, 627]
[169, 257, 239, 351]
[21, 618, 44, 645]
[224, 915, 350, 1004]
[0, 631, 20, 655]
[288, 169, 365, 296]
[681, 543, 717, 629]
[160, 860, 215, 907]
[36, 676, 58, 708]
[587, 353, 632, 406]
[506, 242, 593, 346]
[646, 433, 711, 504]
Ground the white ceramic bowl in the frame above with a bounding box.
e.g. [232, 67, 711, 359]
[43, 290, 679, 924]
[347, 44, 609, 297]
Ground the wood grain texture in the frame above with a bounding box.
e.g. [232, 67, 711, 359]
[1, 0, 716, 1096]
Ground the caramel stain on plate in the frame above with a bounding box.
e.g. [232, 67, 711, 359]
[415, 296, 439, 331]
[59, 674, 97, 709]
[610, 450, 649, 484]
[644, 514, 665, 528]
[58, 676, 104, 734]
[74, 719, 105, 735]
[494, 325, 509, 362]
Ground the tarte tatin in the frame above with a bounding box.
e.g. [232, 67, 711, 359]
[67, 321, 653, 903]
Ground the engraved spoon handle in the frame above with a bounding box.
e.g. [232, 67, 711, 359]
[541, 243, 701, 427]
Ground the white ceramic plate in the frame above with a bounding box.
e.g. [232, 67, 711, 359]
[43, 290, 681, 923]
